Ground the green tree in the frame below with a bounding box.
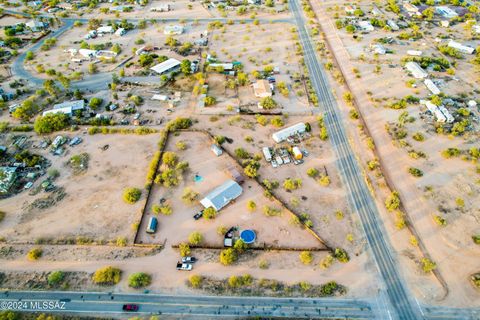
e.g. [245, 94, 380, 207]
[162, 151, 178, 167]
[47, 271, 65, 286]
[128, 272, 152, 288]
[220, 248, 237, 265]
[89, 97, 103, 109]
[92, 266, 121, 285]
[139, 54, 154, 67]
[259, 97, 277, 110]
[25, 51, 34, 61]
[122, 187, 142, 204]
[34, 113, 70, 134]
[180, 59, 191, 75]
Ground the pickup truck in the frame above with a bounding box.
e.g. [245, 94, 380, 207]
[176, 262, 193, 271]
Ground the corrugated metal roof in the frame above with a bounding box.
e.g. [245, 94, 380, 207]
[200, 179, 242, 211]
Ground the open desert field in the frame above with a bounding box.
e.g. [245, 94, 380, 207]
[0, 132, 159, 243]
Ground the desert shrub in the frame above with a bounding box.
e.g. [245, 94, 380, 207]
[408, 167, 423, 177]
[27, 248, 42, 261]
[307, 168, 319, 178]
[188, 275, 203, 288]
[433, 215, 447, 226]
[335, 210, 344, 220]
[220, 248, 238, 265]
[188, 231, 203, 245]
[259, 259, 269, 269]
[176, 140, 187, 150]
[283, 178, 302, 191]
[179, 243, 191, 257]
[333, 248, 349, 263]
[320, 254, 334, 269]
[412, 132, 424, 142]
[421, 258, 436, 273]
[182, 188, 199, 204]
[217, 225, 228, 236]
[320, 281, 339, 296]
[0, 211, 5, 223]
[92, 266, 121, 285]
[262, 205, 282, 216]
[472, 235, 480, 245]
[247, 200, 256, 212]
[116, 237, 127, 247]
[128, 272, 152, 288]
[47, 271, 65, 286]
[203, 207, 217, 220]
[123, 187, 142, 204]
[299, 251, 313, 265]
[318, 175, 330, 186]
[385, 191, 400, 211]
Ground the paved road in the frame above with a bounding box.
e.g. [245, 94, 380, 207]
[288, 0, 421, 319]
[0, 291, 375, 319]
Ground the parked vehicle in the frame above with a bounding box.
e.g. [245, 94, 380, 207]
[176, 262, 193, 271]
[146, 216, 158, 234]
[193, 210, 204, 220]
[122, 304, 139, 312]
[181, 256, 197, 263]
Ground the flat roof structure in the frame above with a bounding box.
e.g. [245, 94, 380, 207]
[150, 58, 181, 75]
[272, 122, 306, 143]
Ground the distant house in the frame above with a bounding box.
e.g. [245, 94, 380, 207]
[211, 144, 223, 156]
[151, 4, 170, 11]
[403, 2, 420, 16]
[387, 20, 399, 31]
[272, 122, 307, 143]
[448, 40, 475, 55]
[42, 100, 85, 116]
[407, 50, 422, 56]
[200, 179, 243, 211]
[358, 21, 374, 32]
[371, 44, 386, 55]
[405, 61, 428, 79]
[253, 80, 272, 98]
[0, 167, 17, 194]
[150, 58, 181, 75]
[435, 6, 458, 19]
[164, 25, 184, 35]
[26, 20, 47, 32]
[115, 28, 126, 36]
[97, 25, 114, 34]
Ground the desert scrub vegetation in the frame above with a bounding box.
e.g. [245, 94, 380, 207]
[0, 211, 5, 224]
[262, 205, 282, 217]
[186, 274, 346, 297]
[27, 248, 43, 261]
[47, 271, 65, 286]
[68, 153, 89, 175]
[433, 214, 447, 227]
[189, 274, 203, 288]
[333, 248, 350, 263]
[122, 187, 142, 204]
[247, 200, 257, 212]
[179, 243, 191, 257]
[219, 240, 248, 266]
[128, 272, 152, 288]
[188, 231, 204, 245]
[88, 126, 158, 135]
[182, 188, 199, 205]
[92, 266, 122, 285]
[299, 251, 313, 265]
[145, 151, 161, 187]
[420, 258, 437, 273]
[385, 191, 401, 211]
[283, 178, 302, 191]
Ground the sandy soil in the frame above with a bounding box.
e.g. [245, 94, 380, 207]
[0, 132, 159, 243]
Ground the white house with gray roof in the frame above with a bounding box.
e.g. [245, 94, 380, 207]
[200, 179, 243, 211]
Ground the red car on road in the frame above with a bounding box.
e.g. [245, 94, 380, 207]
[123, 304, 139, 312]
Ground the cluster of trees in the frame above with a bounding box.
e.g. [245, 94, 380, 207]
[34, 113, 70, 134]
[154, 151, 189, 187]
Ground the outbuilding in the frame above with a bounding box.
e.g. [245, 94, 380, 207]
[211, 144, 223, 156]
[150, 58, 181, 75]
[272, 122, 306, 143]
[405, 62, 428, 79]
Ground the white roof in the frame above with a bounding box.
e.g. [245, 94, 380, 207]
[358, 21, 374, 31]
[97, 26, 114, 33]
[435, 6, 458, 18]
[407, 50, 422, 56]
[79, 49, 97, 58]
[200, 179, 243, 211]
[151, 94, 168, 101]
[164, 25, 184, 34]
[272, 122, 307, 143]
[424, 79, 441, 95]
[150, 58, 181, 74]
[54, 100, 85, 110]
[405, 61, 428, 79]
[448, 40, 475, 54]
[26, 20, 44, 29]
[209, 63, 234, 70]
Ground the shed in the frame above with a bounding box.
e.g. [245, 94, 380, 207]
[405, 62, 428, 79]
[211, 144, 223, 156]
[227, 165, 245, 184]
[200, 179, 243, 211]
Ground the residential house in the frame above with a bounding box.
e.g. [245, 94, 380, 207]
[253, 80, 272, 98]
[200, 179, 243, 211]
[272, 122, 307, 143]
[150, 58, 181, 75]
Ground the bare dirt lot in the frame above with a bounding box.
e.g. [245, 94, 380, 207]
[0, 132, 159, 243]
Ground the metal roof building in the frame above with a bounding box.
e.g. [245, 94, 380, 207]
[200, 179, 243, 211]
[405, 62, 428, 79]
[272, 122, 306, 143]
[150, 58, 181, 75]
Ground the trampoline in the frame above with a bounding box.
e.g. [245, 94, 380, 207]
[240, 229, 256, 244]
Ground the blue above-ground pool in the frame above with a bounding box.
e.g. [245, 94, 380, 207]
[240, 229, 256, 244]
